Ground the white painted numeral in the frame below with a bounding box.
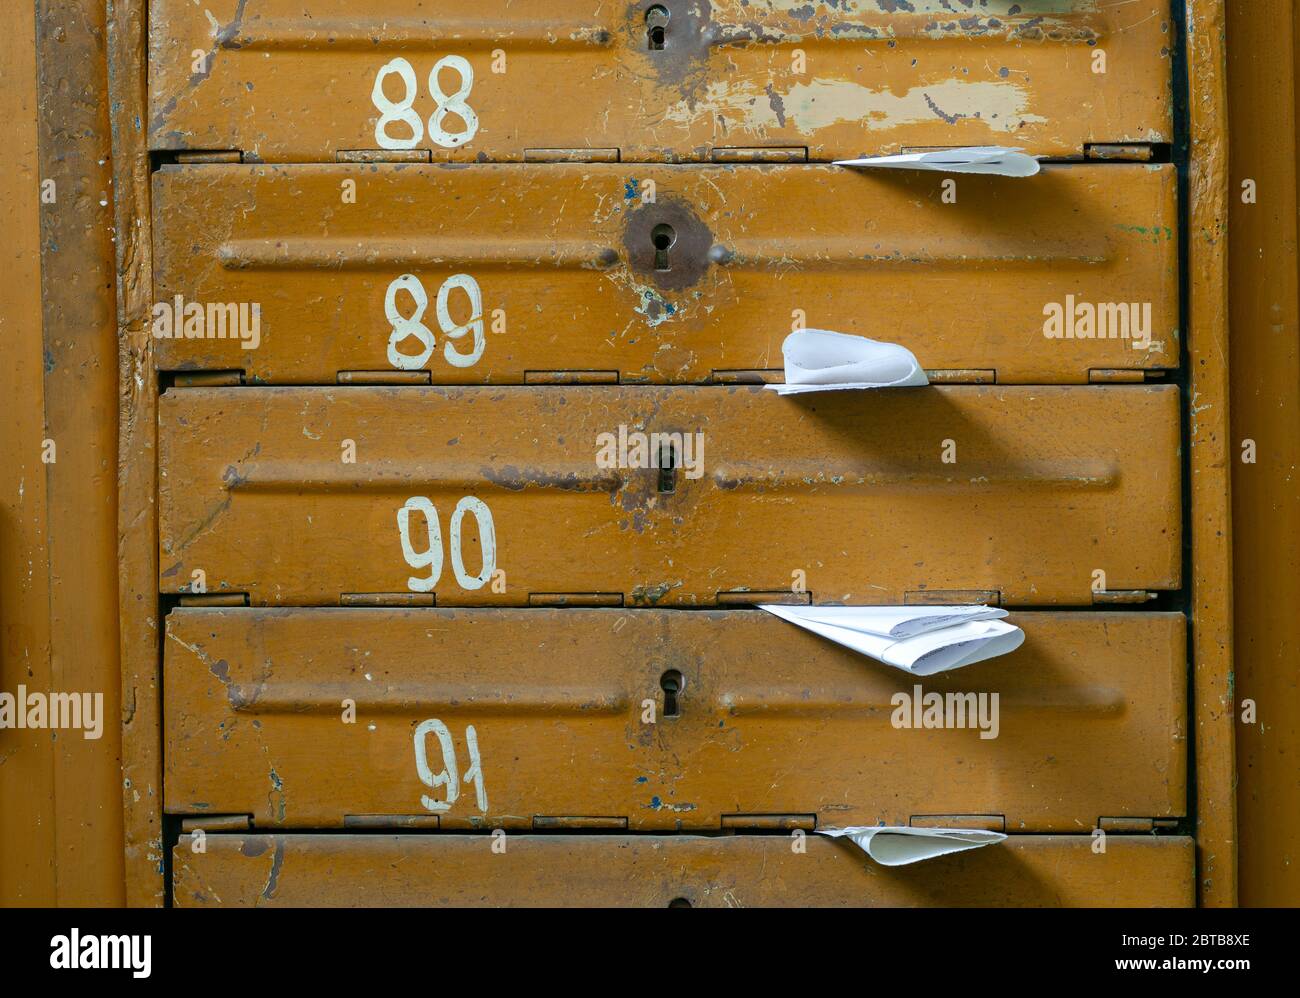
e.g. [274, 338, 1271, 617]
[427, 55, 479, 148]
[370, 56, 478, 150]
[385, 274, 435, 369]
[384, 274, 485, 369]
[397, 496, 497, 592]
[372, 58, 423, 150]
[449, 496, 496, 589]
[396, 496, 443, 592]
[436, 273, 486, 367]
[414, 719, 487, 813]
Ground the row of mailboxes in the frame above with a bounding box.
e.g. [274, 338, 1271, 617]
[150, 1, 1189, 906]
[163, 608, 1186, 830]
[158, 385, 1181, 606]
[149, 0, 1174, 162]
[174, 834, 1195, 907]
[152, 163, 1178, 383]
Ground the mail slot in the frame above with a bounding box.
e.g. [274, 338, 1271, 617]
[163, 608, 1185, 830]
[149, 1, 1173, 162]
[173, 833, 1194, 907]
[151, 162, 1178, 384]
[157, 385, 1181, 605]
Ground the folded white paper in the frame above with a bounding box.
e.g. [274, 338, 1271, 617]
[834, 146, 1041, 178]
[818, 826, 1007, 866]
[765, 328, 929, 395]
[760, 604, 1024, 675]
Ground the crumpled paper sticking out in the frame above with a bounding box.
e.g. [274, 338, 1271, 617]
[765, 328, 929, 395]
[834, 146, 1041, 177]
[760, 604, 1024, 675]
[818, 826, 1007, 866]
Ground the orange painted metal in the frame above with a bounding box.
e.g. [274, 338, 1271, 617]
[151, 162, 1179, 384]
[109, 0, 169, 906]
[0, 0, 56, 905]
[1226, 0, 1300, 908]
[163, 608, 1186, 831]
[77, 0, 1238, 909]
[157, 385, 1182, 607]
[148, 0, 1173, 163]
[0, 0, 126, 906]
[173, 832, 1195, 907]
[1184, 0, 1236, 908]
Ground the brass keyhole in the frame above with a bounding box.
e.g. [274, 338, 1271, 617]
[652, 223, 676, 271]
[646, 5, 669, 50]
[660, 669, 684, 717]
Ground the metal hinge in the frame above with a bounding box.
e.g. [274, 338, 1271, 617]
[340, 593, 435, 607]
[711, 147, 808, 163]
[528, 593, 624, 607]
[721, 814, 817, 831]
[171, 370, 243, 387]
[905, 590, 1001, 606]
[175, 150, 242, 164]
[911, 814, 1006, 832]
[711, 369, 782, 385]
[523, 148, 620, 163]
[1089, 368, 1148, 383]
[1084, 144, 1158, 162]
[524, 370, 619, 385]
[927, 369, 996, 384]
[336, 149, 431, 164]
[532, 816, 628, 829]
[1092, 590, 1157, 605]
[337, 370, 430, 385]
[1098, 817, 1179, 832]
[178, 592, 248, 607]
[716, 590, 812, 607]
[181, 814, 252, 832]
[343, 814, 440, 829]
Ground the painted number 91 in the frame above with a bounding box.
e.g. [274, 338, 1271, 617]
[414, 719, 487, 814]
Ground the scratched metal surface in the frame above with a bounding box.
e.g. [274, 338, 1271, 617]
[151, 162, 1179, 383]
[156, 385, 1182, 606]
[172, 833, 1195, 907]
[148, 0, 1174, 162]
[163, 608, 1186, 830]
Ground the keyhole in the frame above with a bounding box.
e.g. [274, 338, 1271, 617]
[660, 669, 684, 718]
[646, 5, 669, 50]
[657, 440, 677, 494]
[652, 223, 676, 271]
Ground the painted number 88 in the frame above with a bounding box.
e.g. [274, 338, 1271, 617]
[371, 56, 478, 150]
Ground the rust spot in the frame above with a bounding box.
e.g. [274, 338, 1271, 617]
[623, 198, 713, 292]
[627, 0, 714, 89]
[239, 835, 269, 857]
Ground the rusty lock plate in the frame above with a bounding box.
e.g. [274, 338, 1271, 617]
[148, 1, 1174, 162]
[151, 163, 1178, 384]
[163, 608, 1186, 831]
[157, 385, 1181, 606]
[173, 833, 1194, 907]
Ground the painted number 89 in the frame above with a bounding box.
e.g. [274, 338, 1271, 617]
[385, 273, 485, 370]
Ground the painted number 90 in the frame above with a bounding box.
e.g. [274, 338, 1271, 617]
[397, 496, 497, 593]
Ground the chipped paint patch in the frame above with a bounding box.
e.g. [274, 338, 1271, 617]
[662, 77, 1045, 136]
